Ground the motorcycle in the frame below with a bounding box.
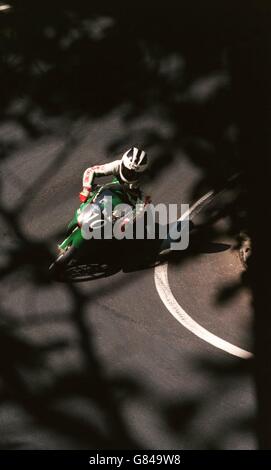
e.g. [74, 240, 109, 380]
[49, 178, 139, 279]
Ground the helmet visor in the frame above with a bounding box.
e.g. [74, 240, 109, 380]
[121, 163, 138, 183]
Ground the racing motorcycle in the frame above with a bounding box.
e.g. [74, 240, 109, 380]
[49, 179, 188, 280]
[49, 178, 142, 279]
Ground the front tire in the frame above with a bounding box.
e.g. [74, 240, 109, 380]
[49, 244, 77, 276]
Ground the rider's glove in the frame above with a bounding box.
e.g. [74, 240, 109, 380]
[79, 186, 91, 203]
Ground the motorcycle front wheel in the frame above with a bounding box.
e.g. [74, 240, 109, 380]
[49, 244, 77, 276]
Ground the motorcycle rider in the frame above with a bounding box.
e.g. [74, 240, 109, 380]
[79, 146, 150, 226]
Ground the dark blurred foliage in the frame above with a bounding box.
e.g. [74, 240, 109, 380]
[0, 0, 242, 189]
[230, 9, 271, 447]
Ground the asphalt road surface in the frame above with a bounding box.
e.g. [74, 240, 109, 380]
[0, 108, 255, 449]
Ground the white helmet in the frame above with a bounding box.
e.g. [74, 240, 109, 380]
[120, 147, 148, 183]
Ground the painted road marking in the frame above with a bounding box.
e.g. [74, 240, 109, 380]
[154, 190, 253, 360]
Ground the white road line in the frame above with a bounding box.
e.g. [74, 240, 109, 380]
[155, 263, 252, 359]
[184, 190, 215, 220]
[154, 189, 253, 360]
